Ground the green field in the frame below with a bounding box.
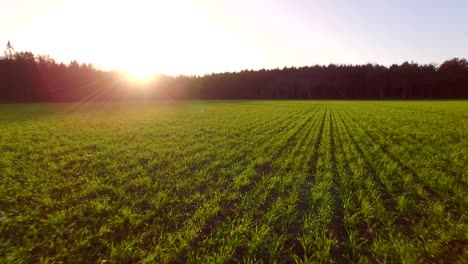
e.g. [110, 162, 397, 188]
[0, 101, 467, 263]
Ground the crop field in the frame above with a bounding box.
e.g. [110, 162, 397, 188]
[0, 101, 467, 263]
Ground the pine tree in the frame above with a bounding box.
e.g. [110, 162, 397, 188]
[3, 41, 15, 60]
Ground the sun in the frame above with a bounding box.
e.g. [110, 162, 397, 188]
[123, 67, 156, 84]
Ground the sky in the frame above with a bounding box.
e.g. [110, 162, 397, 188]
[1, 0, 467, 76]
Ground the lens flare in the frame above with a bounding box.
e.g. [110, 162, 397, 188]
[123, 68, 156, 84]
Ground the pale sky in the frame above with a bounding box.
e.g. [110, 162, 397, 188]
[1, 0, 467, 76]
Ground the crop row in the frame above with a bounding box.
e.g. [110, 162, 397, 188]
[0, 101, 466, 263]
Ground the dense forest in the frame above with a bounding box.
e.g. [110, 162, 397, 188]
[1, 42, 467, 102]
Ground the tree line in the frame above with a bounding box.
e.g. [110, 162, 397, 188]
[1, 42, 467, 102]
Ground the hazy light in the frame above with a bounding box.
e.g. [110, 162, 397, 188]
[120, 70, 157, 87]
[1, 0, 467, 75]
[0, 0, 264, 76]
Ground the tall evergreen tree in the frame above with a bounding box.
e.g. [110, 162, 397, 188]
[3, 41, 15, 60]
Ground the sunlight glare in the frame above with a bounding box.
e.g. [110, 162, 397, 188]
[6, 0, 264, 75]
[123, 69, 156, 84]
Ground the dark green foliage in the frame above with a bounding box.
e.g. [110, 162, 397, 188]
[1, 43, 468, 101]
